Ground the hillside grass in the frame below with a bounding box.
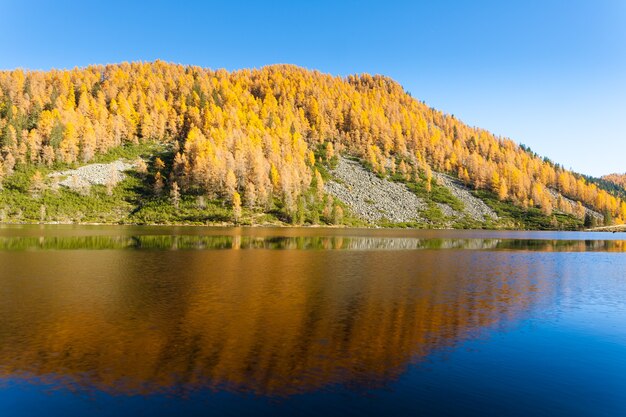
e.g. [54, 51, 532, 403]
[0, 141, 587, 230]
[473, 190, 583, 230]
[0, 141, 367, 227]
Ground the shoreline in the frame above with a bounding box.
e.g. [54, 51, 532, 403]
[1, 220, 624, 233]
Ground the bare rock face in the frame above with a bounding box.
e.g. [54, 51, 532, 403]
[49, 160, 136, 190]
[324, 158, 427, 224]
[325, 157, 499, 226]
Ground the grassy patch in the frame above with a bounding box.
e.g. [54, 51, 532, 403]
[91, 141, 168, 164]
[0, 176, 137, 223]
[377, 220, 429, 229]
[400, 174, 464, 212]
[473, 190, 583, 230]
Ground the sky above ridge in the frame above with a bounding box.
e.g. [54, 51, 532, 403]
[1, 0, 624, 177]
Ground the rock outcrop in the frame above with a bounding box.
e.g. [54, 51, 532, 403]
[433, 173, 498, 222]
[325, 158, 427, 224]
[325, 157, 499, 226]
[49, 160, 135, 190]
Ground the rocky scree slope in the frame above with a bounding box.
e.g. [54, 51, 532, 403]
[325, 157, 498, 226]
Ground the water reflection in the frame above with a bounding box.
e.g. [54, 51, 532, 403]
[0, 238, 574, 397]
[0, 234, 625, 251]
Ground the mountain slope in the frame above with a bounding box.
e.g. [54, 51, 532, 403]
[0, 61, 624, 227]
[602, 173, 626, 191]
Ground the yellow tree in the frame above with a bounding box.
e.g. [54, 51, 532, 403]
[232, 191, 242, 223]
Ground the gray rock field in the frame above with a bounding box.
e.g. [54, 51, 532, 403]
[433, 173, 498, 222]
[49, 160, 135, 190]
[325, 158, 427, 224]
[325, 157, 498, 225]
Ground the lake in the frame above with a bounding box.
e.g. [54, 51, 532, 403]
[0, 225, 625, 416]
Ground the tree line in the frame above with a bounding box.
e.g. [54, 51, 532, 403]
[1, 61, 624, 223]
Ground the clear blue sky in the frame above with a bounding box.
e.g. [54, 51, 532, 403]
[1, 0, 624, 176]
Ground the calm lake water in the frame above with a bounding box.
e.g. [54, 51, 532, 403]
[0, 225, 625, 416]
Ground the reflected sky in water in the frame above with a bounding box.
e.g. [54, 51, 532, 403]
[0, 226, 625, 416]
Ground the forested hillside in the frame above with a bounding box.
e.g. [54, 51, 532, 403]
[1, 61, 624, 226]
[602, 174, 626, 191]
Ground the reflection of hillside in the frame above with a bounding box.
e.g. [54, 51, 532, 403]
[0, 235, 624, 251]
[0, 249, 565, 396]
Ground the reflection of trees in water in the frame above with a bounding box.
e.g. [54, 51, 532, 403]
[0, 249, 583, 396]
[0, 235, 625, 251]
